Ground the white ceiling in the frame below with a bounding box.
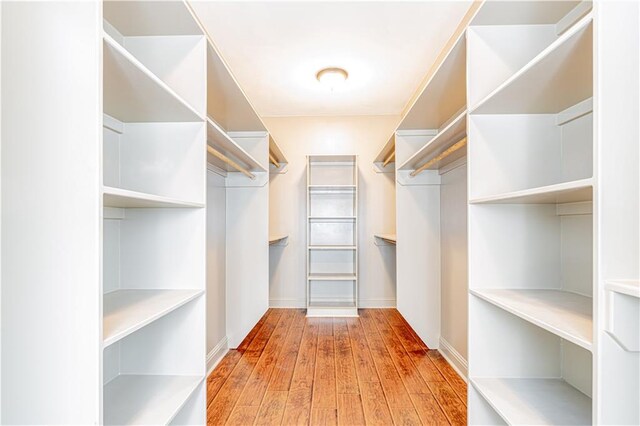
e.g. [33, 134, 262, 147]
[191, 1, 471, 117]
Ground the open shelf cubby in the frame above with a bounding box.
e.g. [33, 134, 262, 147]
[307, 156, 358, 316]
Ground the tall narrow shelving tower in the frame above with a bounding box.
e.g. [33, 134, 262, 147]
[307, 155, 359, 317]
[102, 2, 207, 424]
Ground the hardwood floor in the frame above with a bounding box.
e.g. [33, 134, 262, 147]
[207, 309, 467, 425]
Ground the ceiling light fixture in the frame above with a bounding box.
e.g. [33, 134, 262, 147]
[316, 67, 348, 90]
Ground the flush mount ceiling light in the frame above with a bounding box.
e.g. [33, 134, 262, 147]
[316, 67, 348, 90]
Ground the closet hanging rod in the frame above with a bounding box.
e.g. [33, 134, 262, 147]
[269, 151, 280, 169]
[207, 145, 256, 180]
[383, 151, 395, 167]
[410, 136, 467, 177]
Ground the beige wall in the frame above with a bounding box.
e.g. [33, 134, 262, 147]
[265, 115, 399, 307]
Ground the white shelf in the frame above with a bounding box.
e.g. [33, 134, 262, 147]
[103, 374, 203, 425]
[308, 185, 356, 192]
[308, 273, 357, 281]
[308, 245, 357, 251]
[103, 289, 203, 347]
[207, 117, 266, 173]
[374, 234, 397, 245]
[103, 186, 204, 209]
[269, 235, 288, 246]
[398, 110, 467, 171]
[469, 179, 593, 205]
[308, 216, 356, 222]
[605, 280, 640, 298]
[471, 15, 593, 114]
[471, 289, 592, 350]
[471, 378, 592, 425]
[103, 33, 203, 123]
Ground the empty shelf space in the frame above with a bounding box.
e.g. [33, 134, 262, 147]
[471, 378, 591, 425]
[471, 288, 592, 350]
[103, 33, 202, 123]
[308, 245, 357, 251]
[398, 110, 467, 171]
[103, 374, 203, 425]
[604, 279, 640, 298]
[308, 273, 357, 281]
[375, 234, 397, 245]
[103, 289, 203, 347]
[103, 186, 204, 209]
[469, 179, 593, 204]
[207, 117, 266, 173]
[471, 15, 593, 114]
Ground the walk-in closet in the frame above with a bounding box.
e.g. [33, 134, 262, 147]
[1, 0, 638, 424]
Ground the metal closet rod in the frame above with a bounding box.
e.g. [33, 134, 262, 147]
[410, 136, 467, 177]
[207, 145, 256, 180]
[383, 150, 395, 167]
[269, 151, 280, 168]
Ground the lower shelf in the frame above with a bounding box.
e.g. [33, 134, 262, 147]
[307, 301, 358, 317]
[471, 377, 591, 425]
[308, 273, 356, 281]
[103, 374, 203, 425]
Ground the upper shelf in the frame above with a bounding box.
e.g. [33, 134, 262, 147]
[471, 15, 593, 114]
[470, 178, 593, 204]
[103, 1, 203, 36]
[398, 110, 467, 172]
[399, 33, 467, 131]
[103, 186, 205, 209]
[375, 234, 397, 245]
[207, 117, 266, 173]
[103, 33, 203, 123]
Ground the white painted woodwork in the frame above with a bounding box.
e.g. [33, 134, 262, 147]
[1, 2, 102, 423]
[207, 118, 266, 173]
[225, 133, 270, 348]
[103, 1, 203, 36]
[307, 155, 358, 317]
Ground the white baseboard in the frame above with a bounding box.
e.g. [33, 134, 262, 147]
[269, 298, 396, 309]
[206, 336, 229, 377]
[438, 337, 468, 380]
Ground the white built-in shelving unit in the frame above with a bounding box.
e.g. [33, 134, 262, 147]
[101, 2, 207, 424]
[306, 156, 359, 316]
[467, 2, 601, 425]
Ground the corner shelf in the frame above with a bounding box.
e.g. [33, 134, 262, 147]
[103, 33, 203, 123]
[374, 234, 397, 245]
[398, 110, 467, 172]
[103, 186, 205, 209]
[103, 289, 204, 347]
[471, 378, 592, 425]
[471, 289, 592, 351]
[269, 235, 288, 246]
[471, 14, 593, 115]
[469, 179, 593, 204]
[103, 374, 203, 425]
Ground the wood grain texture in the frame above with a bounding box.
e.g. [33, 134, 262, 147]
[206, 309, 466, 425]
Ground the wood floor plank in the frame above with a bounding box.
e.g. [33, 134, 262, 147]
[428, 350, 467, 404]
[267, 309, 306, 391]
[427, 381, 467, 426]
[254, 390, 288, 425]
[382, 308, 428, 354]
[236, 310, 295, 407]
[337, 394, 366, 426]
[225, 405, 259, 426]
[410, 392, 450, 425]
[333, 318, 359, 394]
[281, 319, 320, 425]
[310, 408, 337, 426]
[358, 311, 414, 410]
[346, 318, 380, 383]
[372, 310, 429, 395]
[312, 334, 337, 409]
[207, 350, 242, 406]
[237, 309, 272, 353]
[389, 309, 429, 350]
[207, 311, 284, 424]
[359, 381, 394, 426]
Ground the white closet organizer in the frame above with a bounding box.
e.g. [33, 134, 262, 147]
[306, 156, 359, 317]
[102, 2, 207, 424]
[467, 3, 595, 425]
